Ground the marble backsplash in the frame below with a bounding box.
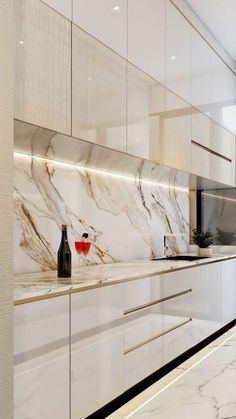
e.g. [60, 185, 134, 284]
[14, 122, 189, 274]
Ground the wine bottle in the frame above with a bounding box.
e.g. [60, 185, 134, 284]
[57, 224, 71, 278]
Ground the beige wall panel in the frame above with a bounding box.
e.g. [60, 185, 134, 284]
[0, 0, 13, 418]
[14, 0, 71, 134]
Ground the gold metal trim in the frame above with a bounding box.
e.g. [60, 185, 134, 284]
[124, 289, 192, 316]
[14, 256, 236, 306]
[191, 140, 232, 162]
[124, 318, 192, 355]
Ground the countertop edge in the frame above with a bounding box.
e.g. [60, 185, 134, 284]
[14, 254, 236, 305]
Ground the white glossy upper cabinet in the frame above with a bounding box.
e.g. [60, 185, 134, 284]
[191, 30, 211, 113]
[42, 0, 72, 19]
[72, 25, 127, 152]
[166, 1, 191, 103]
[210, 52, 236, 129]
[72, 0, 127, 58]
[14, 0, 71, 135]
[127, 62, 165, 161]
[127, 0, 165, 84]
[163, 90, 192, 172]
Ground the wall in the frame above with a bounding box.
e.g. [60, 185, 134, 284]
[14, 122, 189, 274]
[0, 0, 13, 418]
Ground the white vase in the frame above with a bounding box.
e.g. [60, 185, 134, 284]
[198, 247, 212, 257]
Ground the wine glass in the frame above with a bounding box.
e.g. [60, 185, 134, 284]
[74, 240, 91, 268]
[74, 241, 84, 268]
[82, 241, 91, 267]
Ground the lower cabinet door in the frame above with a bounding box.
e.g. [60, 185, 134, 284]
[221, 259, 236, 324]
[124, 336, 163, 390]
[71, 284, 124, 419]
[14, 296, 70, 419]
[71, 327, 124, 419]
[124, 309, 163, 389]
[163, 315, 192, 364]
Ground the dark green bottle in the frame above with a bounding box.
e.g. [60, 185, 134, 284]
[57, 224, 71, 278]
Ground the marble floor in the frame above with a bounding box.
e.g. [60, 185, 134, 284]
[109, 326, 236, 419]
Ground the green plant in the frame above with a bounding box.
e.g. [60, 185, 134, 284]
[192, 229, 214, 248]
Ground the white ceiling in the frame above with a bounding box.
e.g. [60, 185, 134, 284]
[185, 0, 236, 62]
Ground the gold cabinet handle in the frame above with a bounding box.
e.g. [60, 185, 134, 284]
[124, 318, 192, 355]
[124, 289, 192, 316]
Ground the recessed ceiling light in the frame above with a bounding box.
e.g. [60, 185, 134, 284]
[113, 5, 121, 12]
[169, 55, 176, 61]
[19, 40, 24, 45]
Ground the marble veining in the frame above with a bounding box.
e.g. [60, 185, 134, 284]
[127, 330, 236, 418]
[14, 254, 236, 303]
[14, 121, 189, 274]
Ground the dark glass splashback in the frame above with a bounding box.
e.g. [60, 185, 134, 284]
[197, 188, 236, 245]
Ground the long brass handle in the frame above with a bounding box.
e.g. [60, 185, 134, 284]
[191, 140, 232, 162]
[124, 318, 192, 355]
[124, 289, 192, 316]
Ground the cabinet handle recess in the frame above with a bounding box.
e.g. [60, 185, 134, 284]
[124, 289, 192, 316]
[124, 318, 192, 355]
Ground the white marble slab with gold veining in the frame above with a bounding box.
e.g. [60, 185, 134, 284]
[14, 254, 236, 303]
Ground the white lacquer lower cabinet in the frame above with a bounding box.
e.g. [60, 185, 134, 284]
[221, 259, 236, 324]
[14, 259, 236, 419]
[14, 296, 70, 419]
[71, 284, 124, 419]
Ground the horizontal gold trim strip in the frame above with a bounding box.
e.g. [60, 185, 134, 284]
[124, 318, 192, 355]
[124, 289, 192, 316]
[191, 140, 232, 162]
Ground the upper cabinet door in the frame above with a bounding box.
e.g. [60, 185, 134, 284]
[127, 0, 165, 84]
[210, 52, 236, 131]
[191, 30, 211, 114]
[166, 1, 191, 103]
[72, 25, 127, 152]
[14, 0, 71, 135]
[72, 0, 127, 58]
[42, 0, 72, 19]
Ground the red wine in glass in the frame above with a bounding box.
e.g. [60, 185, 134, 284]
[83, 242, 91, 256]
[75, 241, 83, 255]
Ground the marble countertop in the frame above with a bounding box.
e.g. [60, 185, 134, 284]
[14, 253, 236, 304]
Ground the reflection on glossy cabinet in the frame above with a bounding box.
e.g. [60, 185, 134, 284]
[14, 0, 71, 134]
[163, 91, 192, 172]
[71, 285, 124, 419]
[73, 0, 127, 57]
[191, 30, 211, 113]
[14, 297, 70, 419]
[166, 1, 191, 103]
[42, 0, 72, 19]
[128, 0, 165, 84]
[72, 25, 127, 152]
[221, 259, 236, 324]
[127, 63, 165, 160]
[210, 51, 236, 128]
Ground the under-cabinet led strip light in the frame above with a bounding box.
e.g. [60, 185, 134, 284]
[14, 152, 189, 193]
[202, 192, 236, 203]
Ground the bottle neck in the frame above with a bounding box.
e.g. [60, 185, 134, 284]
[61, 228, 68, 242]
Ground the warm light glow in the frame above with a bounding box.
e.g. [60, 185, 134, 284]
[14, 152, 189, 193]
[202, 192, 236, 203]
[112, 5, 121, 12]
[19, 40, 24, 45]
